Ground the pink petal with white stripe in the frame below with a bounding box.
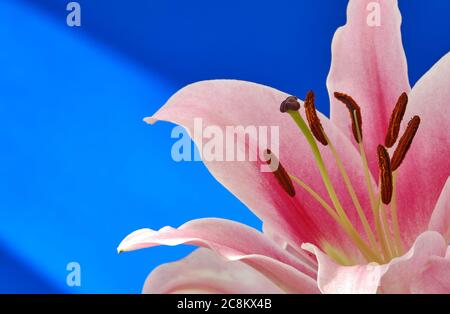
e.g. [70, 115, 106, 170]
[327, 0, 410, 175]
[147, 79, 375, 261]
[395, 53, 450, 245]
[119, 218, 319, 293]
[142, 248, 284, 294]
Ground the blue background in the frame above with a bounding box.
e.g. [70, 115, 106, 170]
[0, 0, 448, 293]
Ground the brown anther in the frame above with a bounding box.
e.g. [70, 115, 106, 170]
[280, 96, 301, 113]
[304, 91, 328, 146]
[385, 92, 408, 148]
[391, 116, 421, 171]
[334, 92, 363, 143]
[377, 145, 393, 205]
[264, 149, 296, 197]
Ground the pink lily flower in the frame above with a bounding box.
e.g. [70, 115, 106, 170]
[118, 0, 450, 293]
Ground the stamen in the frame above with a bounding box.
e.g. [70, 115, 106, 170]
[391, 116, 421, 171]
[304, 91, 328, 146]
[377, 145, 393, 205]
[334, 94, 388, 260]
[323, 132, 380, 256]
[334, 92, 363, 143]
[385, 93, 408, 148]
[377, 145, 395, 260]
[264, 149, 296, 197]
[280, 96, 301, 113]
[281, 109, 381, 263]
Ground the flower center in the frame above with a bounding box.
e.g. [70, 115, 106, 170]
[273, 91, 421, 265]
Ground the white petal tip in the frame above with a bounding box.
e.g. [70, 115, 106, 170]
[117, 245, 128, 254]
[143, 117, 158, 125]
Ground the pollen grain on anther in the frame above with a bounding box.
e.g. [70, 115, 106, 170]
[334, 92, 363, 143]
[377, 145, 393, 205]
[391, 116, 421, 171]
[304, 91, 328, 146]
[385, 92, 408, 148]
[263, 149, 296, 197]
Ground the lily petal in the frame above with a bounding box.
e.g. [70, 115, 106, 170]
[429, 177, 450, 242]
[142, 248, 284, 294]
[410, 255, 450, 294]
[119, 218, 320, 293]
[396, 53, 450, 245]
[302, 244, 388, 294]
[263, 223, 318, 270]
[303, 231, 447, 294]
[379, 232, 448, 293]
[327, 0, 410, 175]
[148, 79, 375, 260]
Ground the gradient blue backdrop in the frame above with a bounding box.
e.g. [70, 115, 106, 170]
[0, 0, 449, 293]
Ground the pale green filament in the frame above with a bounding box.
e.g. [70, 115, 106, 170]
[289, 174, 341, 223]
[380, 202, 394, 260]
[324, 134, 381, 256]
[322, 243, 354, 266]
[352, 110, 390, 262]
[391, 172, 404, 255]
[358, 141, 377, 210]
[373, 195, 391, 262]
[287, 111, 381, 263]
[290, 174, 372, 265]
[353, 111, 377, 211]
